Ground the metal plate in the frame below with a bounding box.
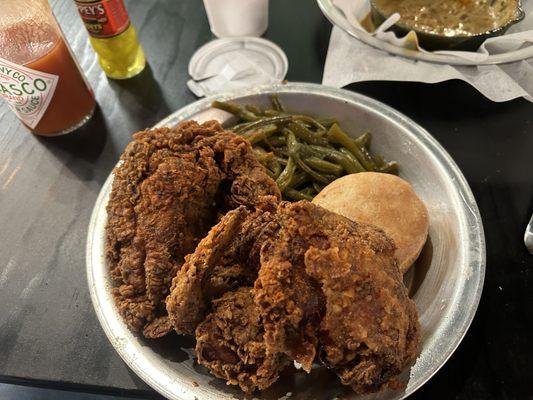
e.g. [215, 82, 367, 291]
[317, 0, 533, 65]
[86, 82, 486, 400]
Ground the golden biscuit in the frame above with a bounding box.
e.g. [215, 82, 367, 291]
[313, 172, 429, 273]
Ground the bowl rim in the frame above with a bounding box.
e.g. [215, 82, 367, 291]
[86, 82, 486, 400]
[370, 0, 525, 41]
[317, 0, 533, 65]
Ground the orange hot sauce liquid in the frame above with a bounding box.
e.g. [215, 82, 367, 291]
[25, 38, 95, 136]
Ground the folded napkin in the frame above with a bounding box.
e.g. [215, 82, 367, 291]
[323, 26, 533, 102]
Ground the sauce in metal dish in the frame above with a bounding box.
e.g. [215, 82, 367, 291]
[373, 0, 520, 36]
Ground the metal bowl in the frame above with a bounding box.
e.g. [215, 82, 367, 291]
[370, 0, 525, 51]
[86, 82, 485, 400]
[317, 0, 533, 65]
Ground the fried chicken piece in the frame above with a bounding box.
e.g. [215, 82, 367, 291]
[254, 236, 325, 372]
[195, 287, 289, 393]
[106, 121, 280, 338]
[254, 202, 420, 393]
[166, 200, 419, 394]
[166, 199, 279, 335]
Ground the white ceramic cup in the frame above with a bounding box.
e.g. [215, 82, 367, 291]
[203, 0, 269, 38]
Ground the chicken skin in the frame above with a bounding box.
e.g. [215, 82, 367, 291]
[195, 287, 289, 393]
[105, 121, 280, 338]
[166, 200, 279, 336]
[255, 202, 420, 393]
[166, 200, 420, 393]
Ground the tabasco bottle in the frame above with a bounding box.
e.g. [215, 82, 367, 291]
[0, 0, 96, 136]
[74, 0, 146, 79]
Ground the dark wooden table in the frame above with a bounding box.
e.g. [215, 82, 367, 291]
[0, 0, 532, 399]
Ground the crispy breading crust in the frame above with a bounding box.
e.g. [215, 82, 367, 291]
[105, 121, 280, 338]
[195, 287, 289, 393]
[167, 200, 420, 393]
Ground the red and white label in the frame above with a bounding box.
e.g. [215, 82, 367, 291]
[75, 0, 130, 38]
[0, 57, 58, 129]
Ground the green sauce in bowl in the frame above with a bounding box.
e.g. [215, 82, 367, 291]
[371, 0, 524, 50]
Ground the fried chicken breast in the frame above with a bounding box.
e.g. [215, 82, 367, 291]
[105, 121, 280, 338]
[258, 202, 420, 393]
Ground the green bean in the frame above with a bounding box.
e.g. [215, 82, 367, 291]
[236, 115, 293, 134]
[337, 147, 366, 172]
[230, 121, 254, 132]
[284, 188, 313, 201]
[212, 100, 259, 122]
[244, 124, 278, 144]
[271, 94, 285, 112]
[253, 148, 274, 163]
[294, 156, 333, 185]
[297, 144, 324, 159]
[266, 135, 286, 147]
[285, 130, 300, 154]
[316, 117, 338, 129]
[274, 156, 288, 166]
[378, 161, 399, 175]
[216, 97, 399, 201]
[245, 104, 263, 115]
[359, 144, 379, 169]
[272, 147, 289, 158]
[264, 169, 276, 179]
[355, 131, 372, 148]
[286, 131, 331, 185]
[293, 115, 326, 132]
[327, 124, 377, 171]
[301, 186, 316, 196]
[308, 145, 364, 173]
[288, 123, 329, 146]
[276, 156, 296, 191]
[372, 153, 386, 168]
[289, 171, 309, 188]
[268, 159, 283, 178]
[304, 157, 344, 176]
[312, 182, 324, 193]
[264, 109, 289, 117]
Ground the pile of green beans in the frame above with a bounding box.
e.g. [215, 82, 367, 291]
[212, 95, 399, 201]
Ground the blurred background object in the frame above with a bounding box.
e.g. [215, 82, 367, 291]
[0, 0, 95, 136]
[203, 0, 269, 37]
[74, 0, 146, 79]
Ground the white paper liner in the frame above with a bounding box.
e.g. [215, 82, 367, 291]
[323, 26, 533, 102]
[333, 0, 533, 62]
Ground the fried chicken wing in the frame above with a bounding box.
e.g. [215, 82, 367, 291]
[195, 287, 289, 393]
[106, 121, 280, 338]
[166, 199, 279, 335]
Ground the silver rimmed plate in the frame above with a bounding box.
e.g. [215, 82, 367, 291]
[86, 82, 485, 400]
[317, 0, 533, 65]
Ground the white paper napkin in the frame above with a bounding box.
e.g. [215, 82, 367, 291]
[323, 26, 533, 102]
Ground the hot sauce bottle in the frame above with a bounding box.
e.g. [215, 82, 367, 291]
[0, 0, 96, 136]
[74, 0, 146, 79]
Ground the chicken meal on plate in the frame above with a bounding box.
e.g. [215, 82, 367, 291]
[104, 95, 429, 395]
